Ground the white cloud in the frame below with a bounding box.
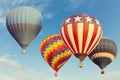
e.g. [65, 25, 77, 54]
[12, 0, 27, 6]
[0, 0, 95, 21]
[0, 18, 5, 24]
[0, 57, 46, 80]
[0, 10, 3, 16]
[0, 57, 24, 80]
[0, 0, 9, 5]
[63, 0, 82, 10]
[97, 71, 120, 80]
[0, 0, 27, 8]
[62, 0, 96, 11]
[0, 57, 21, 69]
[44, 13, 53, 19]
[3, 43, 16, 50]
[0, 54, 11, 59]
[48, 76, 62, 80]
[63, 0, 83, 10]
[33, 1, 51, 12]
[0, 74, 17, 80]
[0, 0, 54, 22]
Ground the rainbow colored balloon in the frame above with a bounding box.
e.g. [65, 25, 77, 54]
[40, 34, 72, 76]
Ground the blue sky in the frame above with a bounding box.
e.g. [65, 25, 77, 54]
[0, 0, 120, 80]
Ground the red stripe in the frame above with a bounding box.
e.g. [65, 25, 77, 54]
[53, 53, 71, 72]
[88, 26, 102, 54]
[86, 25, 98, 53]
[61, 25, 75, 53]
[72, 22, 79, 53]
[46, 49, 55, 64]
[41, 35, 61, 65]
[40, 35, 60, 55]
[45, 45, 59, 65]
[49, 42, 67, 65]
[82, 23, 89, 53]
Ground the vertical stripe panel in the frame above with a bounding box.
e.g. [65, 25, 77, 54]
[87, 26, 102, 54]
[84, 24, 94, 53]
[78, 23, 83, 53]
[86, 24, 98, 53]
[61, 26, 74, 53]
[82, 23, 89, 53]
[68, 24, 78, 53]
[72, 23, 79, 53]
[88, 27, 102, 54]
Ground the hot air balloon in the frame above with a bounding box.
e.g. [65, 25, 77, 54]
[60, 14, 102, 67]
[40, 34, 72, 77]
[88, 38, 117, 74]
[6, 6, 42, 54]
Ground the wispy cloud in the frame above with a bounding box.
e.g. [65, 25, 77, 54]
[62, 0, 96, 11]
[0, 18, 6, 24]
[0, 0, 54, 25]
[0, 56, 52, 80]
[0, 57, 31, 80]
[0, 57, 21, 70]
[97, 71, 120, 80]
[0, 10, 4, 16]
[62, 0, 83, 10]
[0, 74, 17, 80]
[0, 0, 97, 24]
[0, 57, 24, 80]
[0, 9, 6, 25]
[44, 12, 53, 19]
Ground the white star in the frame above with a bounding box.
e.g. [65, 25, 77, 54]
[74, 16, 82, 22]
[95, 19, 100, 25]
[65, 18, 71, 24]
[85, 16, 92, 23]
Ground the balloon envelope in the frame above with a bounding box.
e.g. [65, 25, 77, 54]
[89, 38, 117, 74]
[40, 34, 72, 76]
[60, 14, 102, 67]
[6, 7, 42, 53]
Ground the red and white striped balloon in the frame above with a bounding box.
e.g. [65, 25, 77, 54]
[60, 14, 103, 67]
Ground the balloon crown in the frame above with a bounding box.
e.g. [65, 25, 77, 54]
[62, 14, 101, 26]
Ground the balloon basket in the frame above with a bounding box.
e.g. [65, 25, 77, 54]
[101, 70, 104, 74]
[79, 63, 83, 68]
[21, 49, 27, 54]
[54, 72, 58, 77]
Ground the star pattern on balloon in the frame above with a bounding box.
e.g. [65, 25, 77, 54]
[63, 14, 101, 26]
[60, 14, 103, 68]
[95, 19, 100, 25]
[74, 16, 82, 22]
[65, 18, 71, 24]
[85, 16, 92, 23]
